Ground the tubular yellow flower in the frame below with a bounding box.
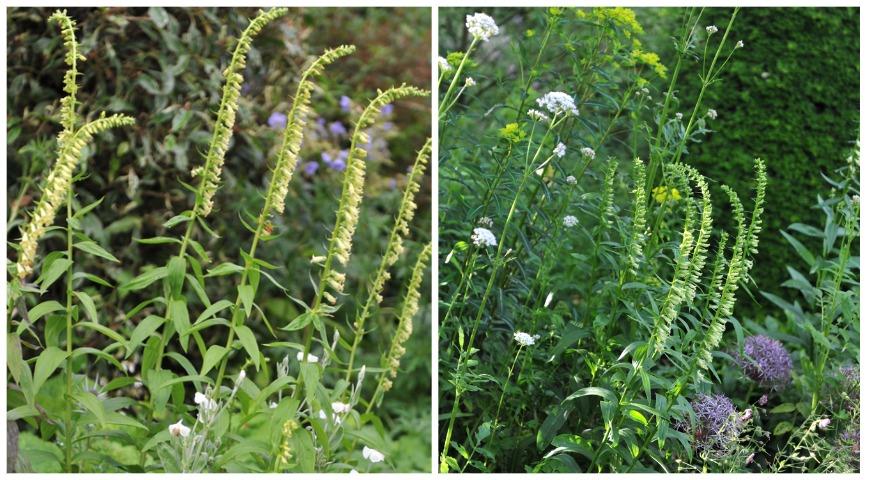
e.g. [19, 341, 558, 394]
[48, 10, 85, 132]
[195, 8, 289, 218]
[17, 114, 135, 278]
[344, 138, 431, 381]
[316, 85, 428, 304]
[380, 242, 431, 392]
[266, 45, 355, 217]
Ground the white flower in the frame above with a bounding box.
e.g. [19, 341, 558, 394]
[194, 392, 217, 411]
[706, 25, 718, 34]
[736, 40, 744, 48]
[168, 419, 190, 438]
[566, 175, 577, 185]
[675, 112, 683, 121]
[478, 216, 493, 227]
[818, 418, 831, 429]
[297, 352, 319, 363]
[471, 227, 497, 247]
[761, 71, 770, 79]
[707, 108, 718, 120]
[563, 215, 578, 227]
[465, 77, 476, 87]
[465, 13, 499, 42]
[580, 147, 595, 159]
[331, 401, 351, 414]
[362, 446, 385, 463]
[513, 331, 536, 347]
[438, 56, 452, 72]
[544, 292, 554, 308]
[536, 91, 578, 116]
[527, 109, 549, 122]
[740, 408, 752, 422]
[553, 142, 566, 158]
[269, 401, 278, 409]
[236, 370, 246, 384]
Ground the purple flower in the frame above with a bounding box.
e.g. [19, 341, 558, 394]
[738, 335, 793, 389]
[241, 82, 252, 95]
[321, 151, 346, 171]
[316, 117, 326, 127]
[388, 178, 397, 190]
[328, 158, 346, 171]
[382, 121, 395, 131]
[303, 161, 319, 176]
[328, 121, 347, 137]
[340, 95, 352, 112]
[687, 393, 740, 454]
[268, 112, 287, 130]
[380, 103, 394, 116]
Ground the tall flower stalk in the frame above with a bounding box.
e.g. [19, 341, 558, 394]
[212, 44, 356, 390]
[346, 138, 431, 382]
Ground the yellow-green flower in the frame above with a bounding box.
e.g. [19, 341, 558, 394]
[630, 49, 668, 78]
[653, 185, 681, 203]
[499, 122, 526, 143]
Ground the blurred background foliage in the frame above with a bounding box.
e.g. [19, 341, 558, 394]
[7, 7, 431, 470]
[439, 7, 859, 321]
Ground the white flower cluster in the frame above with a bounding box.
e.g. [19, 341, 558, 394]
[566, 175, 577, 185]
[438, 56, 452, 72]
[471, 227, 497, 247]
[465, 77, 476, 87]
[707, 108, 718, 119]
[580, 147, 596, 159]
[169, 419, 191, 438]
[297, 351, 319, 362]
[563, 215, 578, 227]
[466, 12, 499, 41]
[736, 40, 745, 48]
[553, 142, 566, 158]
[513, 331, 538, 347]
[363, 446, 385, 463]
[675, 112, 683, 121]
[536, 91, 578, 116]
[527, 109, 550, 122]
[706, 25, 718, 34]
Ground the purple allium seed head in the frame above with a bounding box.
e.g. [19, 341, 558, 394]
[688, 394, 740, 454]
[340, 95, 352, 112]
[738, 335, 793, 389]
[268, 112, 287, 130]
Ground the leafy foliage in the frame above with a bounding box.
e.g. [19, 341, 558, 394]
[7, 7, 431, 473]
[438, 7, 858, 473]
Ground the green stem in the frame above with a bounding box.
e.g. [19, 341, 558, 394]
[439, 38, 478, 118]
[64, 189, 75, 472]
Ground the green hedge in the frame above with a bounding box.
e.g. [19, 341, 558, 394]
[683, 7, 860, 314]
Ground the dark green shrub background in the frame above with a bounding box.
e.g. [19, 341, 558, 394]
[647, 7, 860, 314]
[7, 7, 431, 470]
